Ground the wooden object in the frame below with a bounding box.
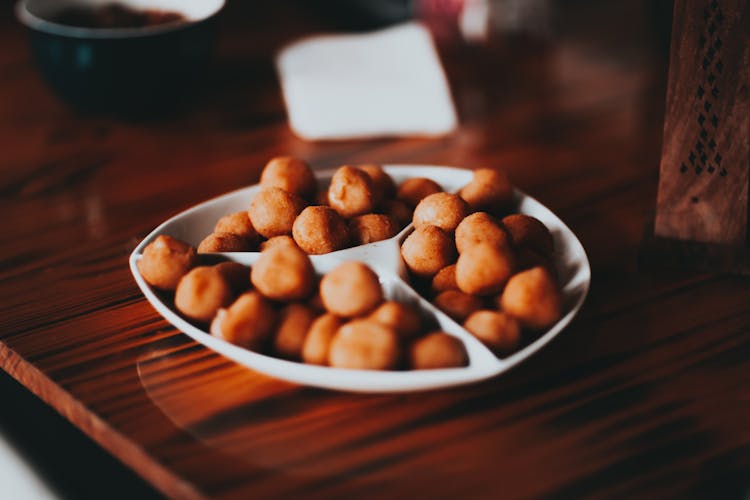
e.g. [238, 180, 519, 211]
[1, 2, 749, 499]
[654, 0, 750, 245]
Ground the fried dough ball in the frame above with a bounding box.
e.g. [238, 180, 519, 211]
[328, 320, 400, 370]
[434, 290, 484, 323]
[367, 301, 422, 339]
[349, 214, 399, 245]
[397, 177, 443, 207]
[320, 262, 383, 317]
[250, 244, 315, 301]
[431, 264, 458, 294]
[499, 267, 561, 330]
[175, 266, 233, 323]
[459, 168, 514, 212]
[413, 192, 470, 233]
[502, 214, 554, 257]
[260, 156, 317, 199]
[274, 303, 317, 360]
[198, 232, 253, 253]
[409, 332, 468, 369]
[455, 242, 515, 296]
[214, 211, 258, 241]
[214, 261, 250, 294]
[259, 235, 298, 252]
[302, 313, 343, 365]
[401, 225, 456, 277]
[210, 291, 276, 350]
[464, 310, 521, 354]
[292, 206, 349, 254]
[138, 235, 198, 291]
[248, 187, 306, 238]
[327, 166, 376, 217]
[359, 164, 397, 203]
[454, 212, 511, 254]
[381, 199, 413, 228]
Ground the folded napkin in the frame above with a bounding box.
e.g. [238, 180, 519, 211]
[276, 22, 458, 141]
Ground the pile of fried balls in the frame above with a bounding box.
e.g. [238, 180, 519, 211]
[197, 156, 422, 255]
[138, 237, 468, 370]
[136, 156, 564, 370]
[400, 168, 561, 356]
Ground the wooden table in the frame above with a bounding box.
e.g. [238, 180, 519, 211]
[1, 2, 748, 498]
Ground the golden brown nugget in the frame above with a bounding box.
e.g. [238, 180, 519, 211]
[459, 168, 514, 212]
[175, 266, 233, 323]
[250, 244, 315, 301]
[454, 212, 511, 254]
[302, 313, 343, 365]
[502, 214, 554, 257]
[260, 156, 317, 199]
[413, 192, 470, 233]
[214, 211, 258, 241]
[381, 199, 413, 228]
[274, 303, 317, 360]
[463, 310, 521, 354]
[455, 242, 515, 295]
[431, 264, 458, 294]
[259, 235, 298, 252]
[349, 213, 399, 245]
[358, 164, 397, 203]
[210, 291, 276, 350]
[328, 320, 400, 370]
[138, 235, 198, 291]
[198, 232, 253, 253]
[433, 290, 484, 323]
[292, 206, 349, 254]
[500, 267, 561, 330]
[367, 301, 422, 340]
[401, 225, 456, 277]
[214, 261, 250, 294]
[327, 166, 376, 217]
[320, 262, 383, 317]
[248, 187, 306, 238]
[409, 332, 468, 369]
[397, 177, 442, 207]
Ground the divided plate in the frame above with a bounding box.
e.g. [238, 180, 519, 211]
[129, 165, 590, 392]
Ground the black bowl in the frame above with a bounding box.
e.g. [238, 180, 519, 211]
[16, 0, 225, 115]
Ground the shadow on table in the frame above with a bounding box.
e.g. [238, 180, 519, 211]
[0, 371, 163, 500]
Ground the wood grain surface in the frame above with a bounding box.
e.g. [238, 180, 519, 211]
[1, 1, 749, 499]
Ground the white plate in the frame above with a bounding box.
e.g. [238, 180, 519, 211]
[129, 165, 590, 393]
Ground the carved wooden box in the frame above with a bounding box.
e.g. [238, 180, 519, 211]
[655, 0, 749, 247]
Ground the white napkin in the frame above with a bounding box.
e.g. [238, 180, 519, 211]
[0, 432, 56, 499]
[276, 22, 458, 141]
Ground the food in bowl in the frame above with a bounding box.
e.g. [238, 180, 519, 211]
[137, 156, 565, 371]
[15, 0, 225, 113]
[136, 238, 469, 370]
[198, 157, 441, 254]
[50, 3, 186, 28]
[131, 161, 590, 391]
[398, 167, 563, 355]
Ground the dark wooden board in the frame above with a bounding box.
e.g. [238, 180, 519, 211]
[1, 2, 749, 499]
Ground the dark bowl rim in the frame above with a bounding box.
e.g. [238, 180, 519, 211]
[15, 0, 225, 39]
